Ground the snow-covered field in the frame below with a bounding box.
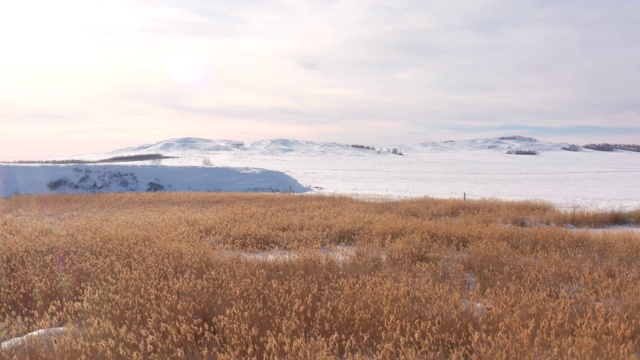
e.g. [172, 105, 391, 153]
[2, 136, 639, 210]
[216, 146, 639, 210]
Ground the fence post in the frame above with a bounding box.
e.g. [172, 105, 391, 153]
[463, 192, 466, 200]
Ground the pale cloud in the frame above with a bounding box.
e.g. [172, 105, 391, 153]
[1, 0, 639, 159]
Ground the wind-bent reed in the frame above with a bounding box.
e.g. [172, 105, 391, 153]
[1, 193, 639, 359]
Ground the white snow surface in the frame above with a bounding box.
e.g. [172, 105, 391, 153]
[0, 164, 309, 197]
[3, 136, 640, 210]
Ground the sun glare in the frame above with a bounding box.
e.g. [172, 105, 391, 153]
[164, 51, 211, 87]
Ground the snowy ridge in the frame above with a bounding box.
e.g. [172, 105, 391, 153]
[103, 136, 577, 159]
[246, 139, 359, 156]
[406, 136, 571, 153]
[101, 138, 385, 159]
[108, 137, 245, 155]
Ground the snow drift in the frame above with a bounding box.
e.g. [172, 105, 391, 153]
[0, 165, 310, 197]
[1, 327, 70, 352]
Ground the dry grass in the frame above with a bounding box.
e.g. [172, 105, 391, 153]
[0, 193, 639, 359]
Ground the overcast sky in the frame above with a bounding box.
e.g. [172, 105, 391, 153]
[1, 0, 639, 159]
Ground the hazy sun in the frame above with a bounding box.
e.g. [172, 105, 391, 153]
[164, 51, 211, 86]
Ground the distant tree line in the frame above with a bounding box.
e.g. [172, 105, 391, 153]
[562, 145, 582, 152]
[506, 150, 538, 155]
[96, 154, 177, 163]
[4, 154, 177, 165]
[499, 136, 538, 142]
[584, 144, 615, 152]
[583, 143, 640, 152]
[349, 144, 376, 150]
[349, 144, 403, 155]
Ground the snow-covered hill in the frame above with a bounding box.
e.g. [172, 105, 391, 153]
[405, 136, 571, 153]
[80, 138, 245, 161]
[117, 137, 245, 154]
[246, 139, 371, 156]
[0, 165, 309, 197]
[97, 138, 389, 159]
[100, 136, 575, 159]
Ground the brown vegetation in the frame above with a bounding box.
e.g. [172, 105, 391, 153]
[1, 193, 639, 359]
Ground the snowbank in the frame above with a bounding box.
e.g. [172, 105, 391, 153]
[1, 327, 69, 352]
[0, 164, 310, 197]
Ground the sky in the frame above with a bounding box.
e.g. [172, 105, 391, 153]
[1, 0, 639, 160]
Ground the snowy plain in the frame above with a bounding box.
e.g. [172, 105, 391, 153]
[2, 136, 639, 210]
[219, 146, 640, 210]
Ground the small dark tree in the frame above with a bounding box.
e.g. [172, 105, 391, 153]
[147, 182, 165, 192]
[562, 145, 581, 152]
[506, 150, 538, 155]
[584, 143, 615, 151]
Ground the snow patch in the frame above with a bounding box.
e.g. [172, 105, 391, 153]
[215, 246, 366, 264]
[1, 327, 70, 352]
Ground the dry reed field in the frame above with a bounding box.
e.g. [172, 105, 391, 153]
[1, 193, 639, 359]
